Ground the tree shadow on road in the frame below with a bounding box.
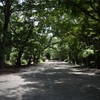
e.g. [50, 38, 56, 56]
[19, 64, 100, 100]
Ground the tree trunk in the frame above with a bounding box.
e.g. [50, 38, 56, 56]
[0, 1, 12, 68]
[33, 54, 39, 64]
[27, 55, 32, 65]
[0, 17, 9, 68]
[0, 32, 7, 68]
[16, 49, 23, 66]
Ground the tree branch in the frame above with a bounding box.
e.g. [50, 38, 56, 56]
[65, 1, 100, 22]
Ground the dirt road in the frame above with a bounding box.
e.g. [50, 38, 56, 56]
[0, 61, 100, 100]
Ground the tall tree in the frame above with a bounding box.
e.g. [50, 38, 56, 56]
[0, 0, 14, 67]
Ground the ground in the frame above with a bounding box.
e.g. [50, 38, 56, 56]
[0, 61, 100, 100]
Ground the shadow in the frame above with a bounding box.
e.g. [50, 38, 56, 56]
[19, 64, 100, 100]
[0, 62, 100, 100]
[0, 96, 16, 100]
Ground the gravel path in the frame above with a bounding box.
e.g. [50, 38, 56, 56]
[0, 61, 100, 100]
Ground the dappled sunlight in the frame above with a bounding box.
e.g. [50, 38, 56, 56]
[68, 68, 96, 76]
[68, 71, 95, 76]
[0, 61, 100, 100]
[54, 80, 64, 84]
[0, 74, 38, 99]
[53, 64, 69, 69]
[43, 61, 97, 76]
[45, 72, 57, 75]
[0, 74, 33, 89]
[44, 60, 66, 64]
[82, 84, 100, 91]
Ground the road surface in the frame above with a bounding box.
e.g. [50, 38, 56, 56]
[0, 61, 100, 100]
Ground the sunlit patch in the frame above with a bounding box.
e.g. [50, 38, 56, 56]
[44, 60, 67, 64]
[68, 68, 97, 76]
[70, 68, 82, 72]
[54, 80, 64, 84]
[0, 74, 33, 90]
[45, 72, 57, 75]
[82, 85, 100, 91]
[0, 74, 38, 99]
[53, 65, 68, 69]
[68, 71, 95, 76]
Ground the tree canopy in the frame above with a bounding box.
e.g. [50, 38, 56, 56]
[0, 0, 100, 68]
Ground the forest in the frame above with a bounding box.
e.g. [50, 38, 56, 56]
[0, 0, 100, 68]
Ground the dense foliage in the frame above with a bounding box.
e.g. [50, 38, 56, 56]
[0, 0, 100, 68]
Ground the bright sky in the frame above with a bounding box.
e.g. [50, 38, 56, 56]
[19, 0, 24, 4]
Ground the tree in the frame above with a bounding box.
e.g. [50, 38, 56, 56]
[0, 0, 15, 67]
